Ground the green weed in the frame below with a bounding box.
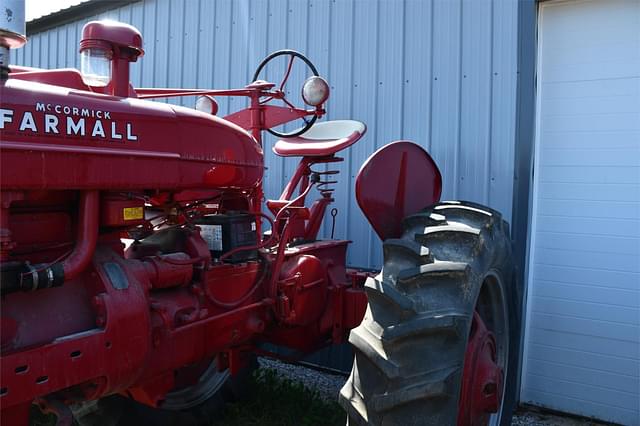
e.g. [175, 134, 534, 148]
[212, 368, 346, 426]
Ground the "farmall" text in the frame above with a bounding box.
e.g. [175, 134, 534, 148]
[0, 103, 138, 141]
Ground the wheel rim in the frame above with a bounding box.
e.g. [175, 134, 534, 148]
[161, 359, 230, 410]
[458, 273, 509, 426]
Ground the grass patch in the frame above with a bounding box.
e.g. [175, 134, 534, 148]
[213, 368, 346, 426]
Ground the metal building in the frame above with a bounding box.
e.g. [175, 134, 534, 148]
[9, 0, 639, 424]
[10, 0, 520, 269]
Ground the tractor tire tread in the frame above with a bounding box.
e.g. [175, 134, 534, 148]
[341, 201, 518, 426]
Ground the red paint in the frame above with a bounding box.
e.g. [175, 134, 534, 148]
[265, 156, 345, 242]
[7, 65, 43, 73]
[0, 21, 454, 425]
[80, 21, 144, 57]
[62, 191, 99, 281]
[0, 403, 31, 426]
[8, 69, 91, 90]
[7, 209, 71, 263]
[457, 312, 504, 426]
[277, 254, 327, 326]
[143, 253, 194, 289]
[355, 141, 442, 240]
[225, 104, 312, 132]
[100, 194, 145, 228]
[0, 78, 264, 191]
[273, 130, 363, 157]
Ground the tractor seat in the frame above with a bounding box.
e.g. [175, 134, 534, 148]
[273, 120, 366, 157]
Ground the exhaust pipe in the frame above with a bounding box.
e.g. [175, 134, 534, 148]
[0, 0, 26, 71]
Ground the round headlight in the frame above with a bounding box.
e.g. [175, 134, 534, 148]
[301, 76, 330, 106]
[195, 95, 219, 115]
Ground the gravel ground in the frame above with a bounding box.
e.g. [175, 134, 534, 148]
[258, 358, 345, 402]
[511, 410, 611, 426]
[258, 358, 611, 426]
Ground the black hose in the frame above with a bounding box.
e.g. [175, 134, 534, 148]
[0, 261, 65, 294]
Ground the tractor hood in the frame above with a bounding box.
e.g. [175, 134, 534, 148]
[0, 75, 264, 191]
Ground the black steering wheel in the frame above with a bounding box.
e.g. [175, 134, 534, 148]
[252, 50, 320, 138]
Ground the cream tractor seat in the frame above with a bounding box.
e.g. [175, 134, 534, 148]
[272, 120, 366, 157]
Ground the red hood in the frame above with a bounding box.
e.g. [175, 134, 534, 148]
[0, 74, 263, 191]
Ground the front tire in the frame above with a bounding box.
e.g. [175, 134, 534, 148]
[340, 201, 520, 426]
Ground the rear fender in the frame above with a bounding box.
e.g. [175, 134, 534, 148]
[355, 141, 442, 240]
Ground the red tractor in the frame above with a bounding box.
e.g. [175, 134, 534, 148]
[0, 10, 520, 426]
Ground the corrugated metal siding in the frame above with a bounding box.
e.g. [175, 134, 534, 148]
[10, 0, 519, 270]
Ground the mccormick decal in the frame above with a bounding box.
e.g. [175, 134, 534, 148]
[0, 102, 138, 142]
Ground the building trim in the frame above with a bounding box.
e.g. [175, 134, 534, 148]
[511, 0, 538, 402]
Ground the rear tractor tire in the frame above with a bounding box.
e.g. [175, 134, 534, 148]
[340, 201, 521, 426]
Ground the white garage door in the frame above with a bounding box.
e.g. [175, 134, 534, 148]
[522, 0, 640, 424]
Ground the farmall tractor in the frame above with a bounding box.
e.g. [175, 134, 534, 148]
[0, 4, 521, 426]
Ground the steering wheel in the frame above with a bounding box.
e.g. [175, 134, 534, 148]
[252, 50, 320, 138]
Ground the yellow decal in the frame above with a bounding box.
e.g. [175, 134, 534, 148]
[123, 207, 144, 221]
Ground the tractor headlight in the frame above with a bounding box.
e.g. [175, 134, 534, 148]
[301, 76, 330, 106]
[80, 48, 112, 87]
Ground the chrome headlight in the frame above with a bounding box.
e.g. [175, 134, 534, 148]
[301, 76, 330, 106]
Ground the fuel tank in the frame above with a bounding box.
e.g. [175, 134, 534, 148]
[0, 74, 264, 191]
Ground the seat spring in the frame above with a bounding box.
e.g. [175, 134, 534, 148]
[310, 165, 339, 196]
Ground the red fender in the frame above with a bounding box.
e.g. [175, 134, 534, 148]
[355, 141, 442, 240]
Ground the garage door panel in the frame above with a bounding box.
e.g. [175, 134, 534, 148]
[540, 165, 640, 184]
[532, 313, 639, 342]
[542, 77, 639, 100]
[538, 183, 640, 202]
[538, 199, 640, 219]
[535, 232, 640, 255]
[534, 264, 639, 291]
[542, 17, 640, 50]
[541, 111, 640, 133]
[525, 374, 638, 411]
[543, 95, 640, 116]
[527, 359, 639, 394]
[529, 328, 639, 359]
[528, 343, 640, 377]
[523, 389, 637, 426]
[535, 280, 640, 308]
[535, 247, 639, 272]
[535, 215, 640, 236]
[540, 131, 640, 150]
[542, 61, 640, 82]
[542, 4, 638, 49]
[542, 28, 639, 59]
[531, 296, 639, 325]
[539, 148, 640, 167]
[543, 38, 640, 62]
